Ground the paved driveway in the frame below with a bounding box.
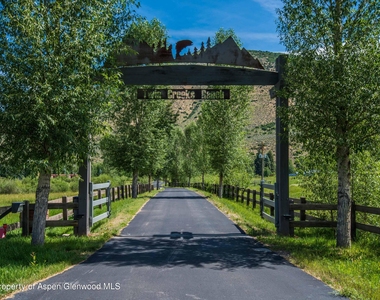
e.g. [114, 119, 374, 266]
[8, 188, 345, 300]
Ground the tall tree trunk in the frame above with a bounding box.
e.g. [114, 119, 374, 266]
[31, 170, 51, 245]
[132, 169, 139, 199]
[336, 145, 351, 248]
[218, 172, 224, 198]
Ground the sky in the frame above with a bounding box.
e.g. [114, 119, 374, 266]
[136, 0, 285, 53]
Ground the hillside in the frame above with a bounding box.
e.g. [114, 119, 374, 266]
[173, 50, 283, 155]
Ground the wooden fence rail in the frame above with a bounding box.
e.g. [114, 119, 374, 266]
[187, 182, 380, 239]
[0, 183, 154, 236]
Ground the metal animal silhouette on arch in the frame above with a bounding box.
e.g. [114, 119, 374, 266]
[116, 37, 264, 69]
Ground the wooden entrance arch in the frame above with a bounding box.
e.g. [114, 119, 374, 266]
[77, 38, 291, 236]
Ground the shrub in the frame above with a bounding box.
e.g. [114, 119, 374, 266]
[92, 174, 112, 184]
[50, 178, 70, 193]
[0, 178, 20, 194]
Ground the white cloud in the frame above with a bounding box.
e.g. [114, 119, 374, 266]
[252, 0, 283, 15]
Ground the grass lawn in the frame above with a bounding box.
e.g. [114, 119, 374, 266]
[193, 188, 380, 300]
[0, 190, 159, 299]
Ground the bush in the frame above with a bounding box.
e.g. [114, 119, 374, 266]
[50, 178, 70, 193]
[69, 181, 79, 192]
[0, 178, 20, 194]
[92, 174, 112, 184]
[0, 173, 128, 195]
[20, 177, 38, 193]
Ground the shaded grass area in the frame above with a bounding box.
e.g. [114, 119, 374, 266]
[193, 188, 380, 300]
[0, 190, 159, 299]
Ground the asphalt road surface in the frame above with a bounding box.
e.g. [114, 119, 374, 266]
[8, 188, 346, 300]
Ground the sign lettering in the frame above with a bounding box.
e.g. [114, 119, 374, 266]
[137, 89, 230, 100]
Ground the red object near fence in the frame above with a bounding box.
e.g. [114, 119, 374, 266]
[0, 224, 6, 238]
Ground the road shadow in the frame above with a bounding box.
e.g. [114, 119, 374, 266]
[81, 233, 288, 272]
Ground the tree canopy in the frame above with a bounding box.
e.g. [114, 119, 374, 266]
[101, 18, 175, 197]
[101, 87, 176, 197]
[0, 0, 139, 245]
[199, 85, 251, 197]
[277, 0, 380, 247]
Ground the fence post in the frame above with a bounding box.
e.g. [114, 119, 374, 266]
[270, 193, 275, 216]
[73, 196, 79, 235]
[89, 182, 94, 227]
[351, 201, 356, 241]
[77, 160, 90, 236]
[62, 196, 68, 221]
[117, 186, 120, 200]
[276, 55, 291, 236]
[21, 200, 30, 236]
[107, 181, 111, 216]
[112, 187, 115, 202]
[247, 189, 250, 206]
[300, 197, 306, 221]
[98, 189, 102, 209]
[121, 185, 125, 199]
[275, 183, 279, 229]
[252, 190, 257, 209]
[241, 189, 245, 203]
[260, 181, 264, 217]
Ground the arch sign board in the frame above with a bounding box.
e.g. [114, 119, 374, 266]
[77, 36, 291, 237]
[116, 37, 279, 86]
[137, 88, 230, 100]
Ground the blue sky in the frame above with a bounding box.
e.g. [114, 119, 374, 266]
[137, 0, 285, 53]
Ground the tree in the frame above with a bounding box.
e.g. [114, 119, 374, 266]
[193, 118, 211, 189]
[0, 0, 138, 245]
[125, 17, 168, 49]
[277, 0, 380, 247]
[101, 87, 175, 198]
[182, 123, 199, 186]
[145, 102, 177, 190]
[200, 86, 251, 197]
[212, 28, 243, 48]
[164, 127, 186, 185]
[101, 16, 174, 196]
[199, 28, 252, 197]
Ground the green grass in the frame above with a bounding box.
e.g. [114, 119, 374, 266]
[193, 188, 380, 300]
[0, 192, 79, 207]
[0, 190, 159, 299]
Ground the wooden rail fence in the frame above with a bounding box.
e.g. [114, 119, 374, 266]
[0, 183, 153, 236]
[187, 182, 380, 239]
